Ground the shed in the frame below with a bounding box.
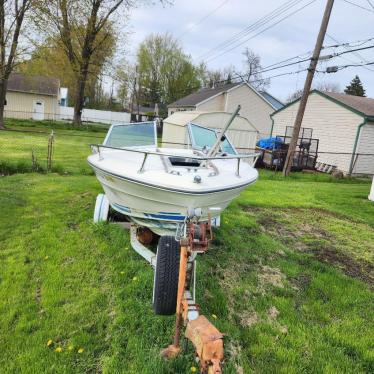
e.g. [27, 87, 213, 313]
[271, 90, 374, 176]
[167, 82, 283, 138]
[5, 73, 60, 120]
[162, 111, 259, 152]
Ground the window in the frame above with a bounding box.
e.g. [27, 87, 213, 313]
[188, 123, 237, 155]
[169, 157, 201, 167]
[104, 122, 156, 148]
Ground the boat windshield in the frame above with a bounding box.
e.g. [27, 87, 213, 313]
[188, 123, 237, 155]
[103, 122, 156, 148]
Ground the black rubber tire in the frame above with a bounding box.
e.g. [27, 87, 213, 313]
[153, 236, 180, 315]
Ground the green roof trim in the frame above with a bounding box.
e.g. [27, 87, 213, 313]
[270, 90, 370, 119]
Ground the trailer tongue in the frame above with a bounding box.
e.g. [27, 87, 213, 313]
[160, 217, 224, 373]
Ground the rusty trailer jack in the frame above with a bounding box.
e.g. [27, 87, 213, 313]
[161, 221, 224, 373]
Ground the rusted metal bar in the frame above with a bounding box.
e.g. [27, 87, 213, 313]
[173, 242, 188, 346]
[161, 223, 224, 373]
[160, 241, 189, 358]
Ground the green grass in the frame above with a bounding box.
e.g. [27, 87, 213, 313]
[0, 120, 373, 373]
[0, 172, 373, 373]
[0, 119, 106, 174]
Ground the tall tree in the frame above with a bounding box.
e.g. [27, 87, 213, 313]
[242, 47, 269, 91]
[137, 33, 201, 107]
[344, 75, 366, 97]
[0, 0, 32, 130]
[34, 0, 133, 125]
[18, 30, 116, 109]
[201, 65, 235, 88]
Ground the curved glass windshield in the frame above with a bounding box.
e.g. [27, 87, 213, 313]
[104, 122, 156, 148]
[188, 123, 237, 155]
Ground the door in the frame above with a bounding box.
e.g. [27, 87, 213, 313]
[33, 100, 44, 120]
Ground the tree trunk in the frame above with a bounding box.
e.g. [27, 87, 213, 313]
[0, 79, 7, 130]
[73, 76, 86, 126]
[73, 57, 91, 126]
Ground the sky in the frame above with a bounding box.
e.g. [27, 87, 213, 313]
[122, 0, 374, 102]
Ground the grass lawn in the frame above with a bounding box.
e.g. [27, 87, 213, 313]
[0, 120, 373, 373]
[0, 119, 106, 175]
[0, 171, 373, 373]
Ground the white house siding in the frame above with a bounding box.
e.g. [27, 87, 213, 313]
[4, 91, 58, 120]
[225, 84, 274, 138]
[272, 93, 363, 173]
[196, 93, 225, 112]
[353, 122, 374, 175]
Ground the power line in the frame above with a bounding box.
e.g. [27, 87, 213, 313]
[340, 0, 374, 13]
[333, 44, 374, 57]
[176, 0, 230, 39]
[204, 0, 318, 63]
[367, 0, 374, 10]
[169, 67, 310, 98]
[245, 44, 374, 76]
[326, 33, 374, 73]
[260, 36, 374, 72]
[171, 42, 374, 97]
[320, 60, 374, 73]
[335, 61, 374, 70]
[323, 36, 374, 49]
[196, 0, 300, 60]
[203, 0, 312, 62]
[196, 0, 303, 61]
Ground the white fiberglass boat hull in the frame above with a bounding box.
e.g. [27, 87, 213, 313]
[88, 147, 258, 231]
[90, 162, 255, 221]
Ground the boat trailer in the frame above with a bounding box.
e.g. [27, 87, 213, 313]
[94, 195, 224, 373]
[160, 217, 224, 374]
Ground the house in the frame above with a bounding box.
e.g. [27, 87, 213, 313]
[271, 90, 374, 176]
[162, 111, 258, 152]
[167, 82, 283, 138]
[5, 73, 60, 120]
[124, 103, 160, 122]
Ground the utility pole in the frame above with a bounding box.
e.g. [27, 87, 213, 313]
[282, 0, 335, 176]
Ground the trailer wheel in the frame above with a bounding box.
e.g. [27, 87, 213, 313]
[153, 236, 180, 315]
[93, 194, 109, 223]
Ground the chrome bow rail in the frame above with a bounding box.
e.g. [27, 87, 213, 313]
[90, 144, 260, 176]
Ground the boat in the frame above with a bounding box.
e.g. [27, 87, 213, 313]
[88, 106, 260, 373]
[88, 107, 259, 235]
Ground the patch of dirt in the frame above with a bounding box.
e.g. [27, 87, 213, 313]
[258, 266, 285, 289]
[227, 340, 244, 374]
[279, 325, 288, 334]
[246, 206, 374, 288]
[239, 311, 258, 327]
[235, 366, 244, 374]
[291, 273, 311, 291]
[267, 306, 280, 319]
[62, 256, 75, 266]
[35, 286, 42, 304]
[314, 247, 374, 286]
[67, 221, 79, 230]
